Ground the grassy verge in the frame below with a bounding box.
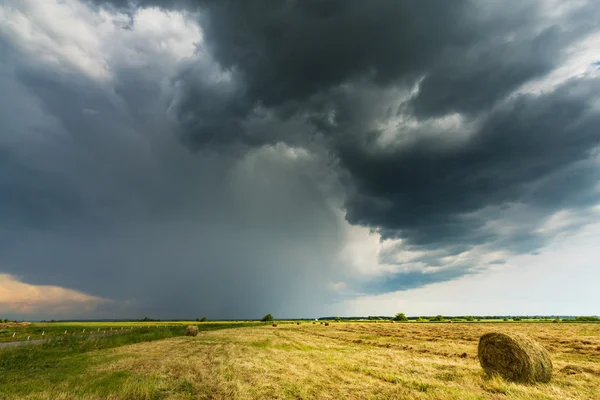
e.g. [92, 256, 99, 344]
[0, 323, 258, 399]
[0, 321, 257, 343]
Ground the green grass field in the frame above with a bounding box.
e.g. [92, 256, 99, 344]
[0, 322, 259, 399]
[0, 321, 256, 343]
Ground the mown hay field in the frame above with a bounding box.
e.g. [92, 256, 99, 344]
[2, 322, 600, 399]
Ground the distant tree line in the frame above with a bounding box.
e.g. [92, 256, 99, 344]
[574, 316, 600, 322]
[316, 314, 600, 322]
[27, 314, 600, 324]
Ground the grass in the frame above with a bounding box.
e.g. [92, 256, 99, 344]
[0, 321, 255, 343]
[0, 323, 258, 399]
[1, 322, 599, 399]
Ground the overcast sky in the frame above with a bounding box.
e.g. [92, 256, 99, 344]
[1, 0, 599, 320]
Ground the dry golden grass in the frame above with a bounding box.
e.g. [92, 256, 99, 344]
[9, 323, 600, 399]
[80, 322, 600, 399]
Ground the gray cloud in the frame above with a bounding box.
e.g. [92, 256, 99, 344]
[1, 0, 600, 318]
[0, 5, 347, 319]
[341, 78, 600, 239]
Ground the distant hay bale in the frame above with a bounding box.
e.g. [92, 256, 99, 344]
[185, 326, 199, 337]
[296, 322, 301, 325]
[272, 323, 277, 327]
[325, 322, 330, 326]
[448, 320, 453, 323]
[478, 332, 552, 383]
[312, 322, 316, 324]
[391, 320, 395, 323]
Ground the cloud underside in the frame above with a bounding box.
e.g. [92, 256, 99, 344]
[0, 0, 599, 318]
[0, 274, 110, 316]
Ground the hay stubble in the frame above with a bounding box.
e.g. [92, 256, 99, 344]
[94, 322, 600, 399]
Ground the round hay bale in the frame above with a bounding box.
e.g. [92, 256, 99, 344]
[185, 325, 199, 337]
[296, 322, 301, 325]
[448, 320, 453, 323]
[272, 323, 277, 327]
[324, 322, 330, 326]
[478, 332, 552, 383]
[312, 321, 316, 324]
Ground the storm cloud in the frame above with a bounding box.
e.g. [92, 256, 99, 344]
[1, 0, 599, 319]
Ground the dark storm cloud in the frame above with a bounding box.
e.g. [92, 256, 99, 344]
[409, 25, 563, 118]
[95, 1, 597, 133]
[0, 72, 347, 320]
[2, 0, 600, 319]
[187, 0, 600, 263]
[0, 8, 347, 319]
[341, 78, 600, 241]
[363, 265, 476, 294]
[195, 0, 474, 106]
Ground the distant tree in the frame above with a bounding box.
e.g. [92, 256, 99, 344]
[465, 316, 475, 322]
[393, 313, 408, 322]
[143, 317, 150, 321]
[431, 315, 445, 322]
[200, 317, 207, 322]
[196, 318, 199, 322]
[261, 314, 274, 322]
[575, 316, 600, 322]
